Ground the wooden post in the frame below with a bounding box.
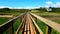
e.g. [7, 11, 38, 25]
[46, 25, 52, 34]
[8, 21, 14, 34]
[22, 19, 26, 34]
[0, 31, 3, 34]
[20, 17, 22, 23]
[35, 17, 37, 23]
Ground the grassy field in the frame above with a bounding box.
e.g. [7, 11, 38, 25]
[31, 10, 60, 24]
[31, 10, 60, 34]
[0, 17, 11, 25]
[36, 19, 60, 34]
[0, 10, 24, 34]
[0, 10, 25, 25]
[37, 19, 46, 34]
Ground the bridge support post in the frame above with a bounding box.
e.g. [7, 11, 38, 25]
[22, 18, 26, 34]
[35, 18, 37, 23]
[31, 15, 37, 23]
[20, 17, 22, 23]
[46, 25, 52, 34]
[8, 21, 14, 34]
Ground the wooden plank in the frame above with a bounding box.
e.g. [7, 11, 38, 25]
[15, 16, 25, 34]
[30, 15, 44, 34]
[30, 13, 60, 32]
[28, 14, 36, 34]
[15, 13, 27, 34]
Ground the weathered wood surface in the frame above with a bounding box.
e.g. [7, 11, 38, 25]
[30, 13, 60, 32]
[30, 15, 43, 34]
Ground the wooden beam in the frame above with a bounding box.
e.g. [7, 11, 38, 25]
[46, 25, 52, 34]
[8, 22, 14, 34]
[30, 13, 60, 32]
[30, 16, 44, 34]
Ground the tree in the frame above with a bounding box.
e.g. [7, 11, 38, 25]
[3, 8, 10, 11]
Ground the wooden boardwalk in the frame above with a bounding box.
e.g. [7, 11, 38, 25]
[23, 13, 36, 34]
[0, 12, 60, 34]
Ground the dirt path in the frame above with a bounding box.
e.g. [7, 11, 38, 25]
[0, 15, 13, 17]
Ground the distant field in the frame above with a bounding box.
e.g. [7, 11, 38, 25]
[0, 10, 24, 25]
[31, 10, 60, 24]
[0, 17, 11, 25]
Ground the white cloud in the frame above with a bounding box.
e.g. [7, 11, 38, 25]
[46, 1, 53, 5]
[46, 1, 60, 7]
[0, 6, 40, 9]
[46, 1, 53, 7]
[55, 2, 60, 7]
[0, 6, 8, 8]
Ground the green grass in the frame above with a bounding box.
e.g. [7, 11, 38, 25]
[52, 20, 60, 24]
[13, 18, 21, 34]
[31, 10, 60, 16]
[3, 18, 21, 34]
[51, 29, 60, 34]
[0, 17, 11, 25]
[36, 19, 46, 34]
[0, 11, 24, 25]
[36, 19, 60, 34]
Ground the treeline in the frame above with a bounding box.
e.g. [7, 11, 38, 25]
[0, 8, 28, 13]
[34, 7, 60, 13]
[0, 8, 10, 13]
[35, 8, 47, 12]
[52, 8, 60, 12]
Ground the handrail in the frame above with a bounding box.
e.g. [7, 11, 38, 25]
[30, 13, 60, 32]
[0, 13, 26, 34]
[0, 13, 25, 27]
[15, 13, 26, 34]
[30, 15, 44, 34]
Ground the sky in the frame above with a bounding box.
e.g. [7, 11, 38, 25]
[0, 0, 60, 9]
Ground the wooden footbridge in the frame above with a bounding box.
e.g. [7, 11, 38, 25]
[0, 12, 60, 34]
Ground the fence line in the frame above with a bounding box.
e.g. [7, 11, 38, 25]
[0, 13, 26, 34]
[30, 15, 44, 34]
[30, 13, 60, 33]
[15, 13, 27, 34]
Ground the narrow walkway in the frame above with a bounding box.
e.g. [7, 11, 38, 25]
[23, 13, 36, 34]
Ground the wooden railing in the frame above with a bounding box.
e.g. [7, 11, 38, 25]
[30, 15, 44, 34]
[0, 13, 26, 34]
[15, 13, 27, 34]
[30, 12, 60, 34]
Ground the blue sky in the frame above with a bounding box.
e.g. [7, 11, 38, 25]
[0, 0, 60, 9]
